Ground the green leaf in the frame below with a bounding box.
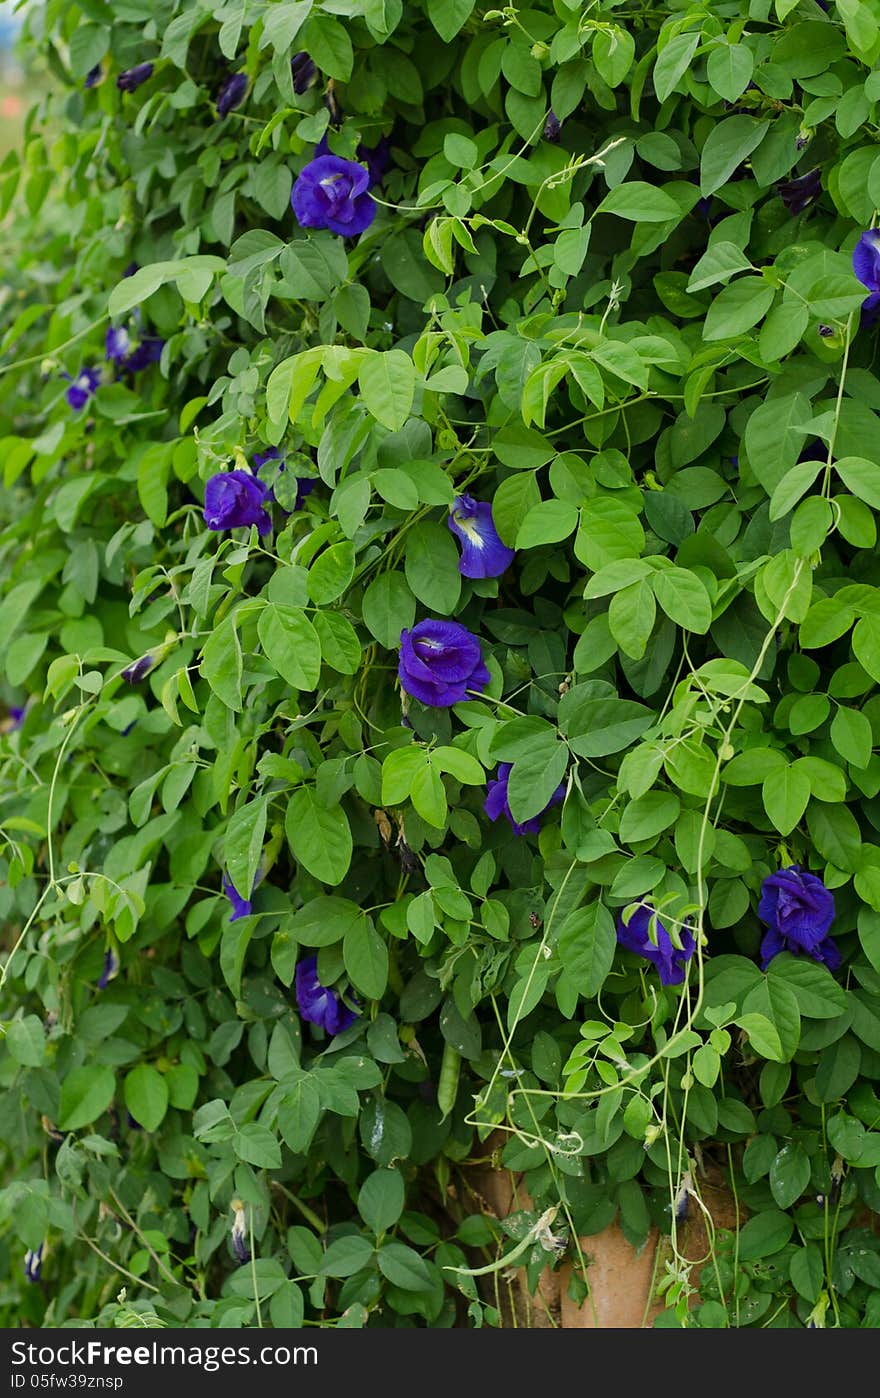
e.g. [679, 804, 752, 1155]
[700, 116, 769, 197]
[124, 1064, 169, 1133]
[830, 705, 873, 768]
[358, 1168, 405, 1234]
[319, 1235, 375, 1278]
[225, 796, 268, 907]
[769, 1142, 810, 1209]
[359, 351, 415, 431]
[201, 616, 243, 711]
[258, 605, 322, 690]
[515, 499, 578, 549]
[307, 542, 356, 606]
[234, 1123, 282, 1169]
[506, 741, 568, 825]
[768, 459, 824, 521]
[741, 978, 801, 1061]
[653, 31, 700, 103]
[5, 1015, 46, 1068]
[834, 456, 880, 510]
[558, 902, 616, 997]
[737, 1209, 794, 1261]
[362, 571, 415, 649]
[404, 521, 461, 615]
[706, 43, 754, 103]
[608, 579, 656, 660]
[651, 567, 712, 632]
[377, 1241, 434, 1290]
[686, 241, 752, 294]
[703, 278, 776, 341]
[767, 955, 847, 1019]
[596, 181, 681, 222]
[58, 1066, 116, 1131]
[762, 764, 810, 836]
[285, 789, 352, 885]
[343, 915, 388, 998]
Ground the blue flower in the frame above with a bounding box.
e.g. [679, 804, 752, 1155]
[356, 135, 391, 189]
[121, 653, 160, 684]
[291, 51, 316, 94]
[398, 620, 490, 708]
[295, 955, 358, 1035]
[64, 367, 100, 411]
[117, 63, 154, 92]
[217, 72, 247, 117]
[24, 1245, 43, 1283]
[203, 469, 273, 534]
[447, 495, 514, 579]
[124, 336, 165, 373]
[105, 325, 132, 362]
[758, 865, 839, 970]
[84, 65, 103, 88]
[543, 110, 561, 142]
[484, 763, 565, 836]
[777, 168, 821, 215]
[853, 230, 880, 327]
[222, 875, 252, 922]
[230, 1202, 250, 1264]
[97, 949, 119, 989]
[291, 155, 376, 237]
[616, 904, 696, 986]
[2, 703, 26, 734]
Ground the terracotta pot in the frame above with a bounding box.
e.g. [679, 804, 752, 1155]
[463, 1142, 742, 1329]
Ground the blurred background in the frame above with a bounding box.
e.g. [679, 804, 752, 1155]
[0, 0, 28, 159]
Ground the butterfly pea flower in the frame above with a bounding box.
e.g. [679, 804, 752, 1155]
[105, 325, 132, 362]
[117, 62, 154, 92]
[485, 762, 565, 836]
[616, 903, 696, 987]
[543, 110, 561, 143]
[123, 336, 165, 373]
[853, 230, 880, 327]
[291, 51, 317, 94]
[291, 154, 376, 237]
[203, 469, 273, 535]
[222, 875, 252, 923]
[758, 865, 839, 970]
[230, 1201, 250, 1263]
[2, 704, 26, 734]
[84, 64, 103, 88]
[777, 168, 821, 215]
[24, 1245, 43, 1283]
[121, 652, 161, 684]
[398, 619, 490, 708]
[97, 949, 119, 989]
[217, 71, 247, 117]
[64, 367, 100, 411]
[295, 955, 358, 1036]
[447, 494, 514, 579]
[253, 447, 315, 511]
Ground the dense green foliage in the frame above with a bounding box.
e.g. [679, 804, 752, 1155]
[6, 0, 880, 1330]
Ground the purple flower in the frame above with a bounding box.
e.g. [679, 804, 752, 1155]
[105, 325, 132, 362]
[84, 65, 103, 88]
[223, 875, 252, 922]
[291, 155, 376, 237]
[484, 763, 565, 836]
[777, 168, 822, 215]
[117, 62, 154, 92]
[64, 367, 100, 411]
[291, 51, 316, 94]
[616, 904, 696, 986]
[203, 470, 273, 535]
[758, 865, 839, 971]
[124, 336, 165, 373]
[4, 704, 26, 732]
[97, 949, 119, 989]
[253, 447, 315, 510]
[543, 110, 561, 143]
[120, 653, 160, 684]
[230, 1203, 250, 1264]
[24, 1245, 43, 1283]
[356, 135, 391, 189]
[398, 620, 490, 708]
[217, 72, 247, 117]
[295, 955, 358, 1035]
[448, 495, 515, 579]
[853, 230, 880, 327]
